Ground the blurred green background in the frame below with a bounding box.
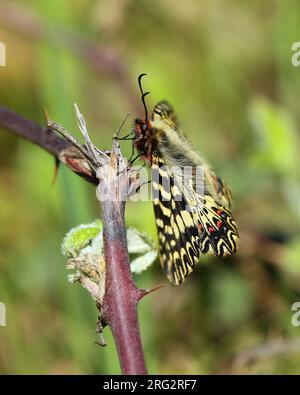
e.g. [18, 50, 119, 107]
[1, 0, 300, 374]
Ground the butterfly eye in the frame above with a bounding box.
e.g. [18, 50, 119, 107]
[141, 123, 148, 133]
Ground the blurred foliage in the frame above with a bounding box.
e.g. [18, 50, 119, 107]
[1, 0, 300, 374]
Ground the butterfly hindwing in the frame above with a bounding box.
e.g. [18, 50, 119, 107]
[195, 195, 239, 256]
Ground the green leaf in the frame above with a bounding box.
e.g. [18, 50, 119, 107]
[62, 222, 157, 274]
[61, 220, 102, 258]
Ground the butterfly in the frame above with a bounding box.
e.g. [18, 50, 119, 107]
[133, 74, 239, 285]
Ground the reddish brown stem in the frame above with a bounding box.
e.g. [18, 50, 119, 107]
[0, 107, 148, 375]
[101, 198, 147, 374]
[95, 143, 147, 374]
[0, 106, 98, 185]
[0, 106, 68, 156]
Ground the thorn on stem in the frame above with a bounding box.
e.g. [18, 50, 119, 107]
[52, 157, 60, 186]
[42, 106, 51, 129]
[137, 283, 164, 301]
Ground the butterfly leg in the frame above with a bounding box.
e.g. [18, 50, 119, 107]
[114, 133, 135, 141]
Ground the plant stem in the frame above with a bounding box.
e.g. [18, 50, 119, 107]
[0, 107, 149, 375]
[101, 197, 147, 374]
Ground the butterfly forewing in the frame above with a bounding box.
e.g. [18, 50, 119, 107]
[151, 154, 200, 285]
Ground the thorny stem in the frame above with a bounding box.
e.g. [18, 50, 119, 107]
[99, 157, 147, 374]
[0, 106, 149, 375]
[0, 106, 98, 185]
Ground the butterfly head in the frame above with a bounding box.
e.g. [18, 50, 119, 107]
[133, 74, 154, 163]
[134, 118, 153, 163]
[135, 118, 150, 136]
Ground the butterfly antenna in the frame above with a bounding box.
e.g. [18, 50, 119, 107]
[138, 73, 150, 121]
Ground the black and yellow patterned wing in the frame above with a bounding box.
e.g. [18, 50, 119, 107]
[150, 102, 239, 285]
[192, 194, 239, 257]
[151, 153, 200, 285]
[151, 154, 238, 285]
